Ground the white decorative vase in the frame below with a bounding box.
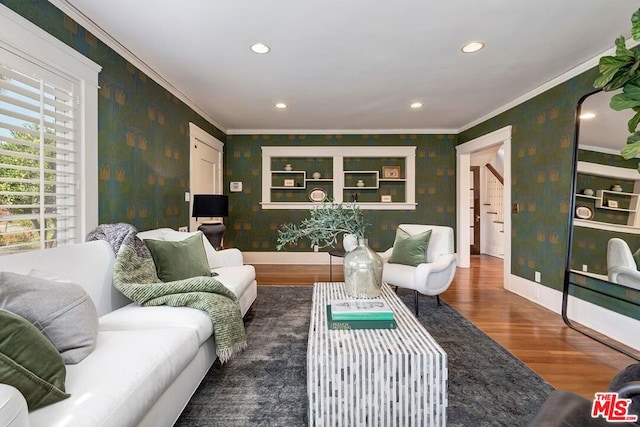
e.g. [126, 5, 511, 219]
[284, 164, 293, 171]
[343, 238, 383, 298]
[312, 171, 322, 179]
[343, 234, 358, 252]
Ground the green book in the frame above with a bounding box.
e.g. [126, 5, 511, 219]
[330, 299, 394, 321]
[326, 305, 397, 330]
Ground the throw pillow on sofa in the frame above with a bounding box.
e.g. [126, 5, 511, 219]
[144, 231, 213, 281]
[388, 227, 432, 267]
[0, 309, 70, 411]
[0, 271, 99, 364]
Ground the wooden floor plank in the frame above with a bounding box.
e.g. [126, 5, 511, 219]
[254, 255, 637, 399]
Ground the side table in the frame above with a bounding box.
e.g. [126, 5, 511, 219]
[328, 249, 345, 281]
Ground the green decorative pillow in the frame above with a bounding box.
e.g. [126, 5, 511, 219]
[0, 309, 70, 411]
[145, 232, 212, 282]
[0, 271, 98, 364]
[388, 227, 432, 267]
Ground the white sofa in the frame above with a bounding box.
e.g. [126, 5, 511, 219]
[607, 237, 640, 290]
[0, 228, 257, 427]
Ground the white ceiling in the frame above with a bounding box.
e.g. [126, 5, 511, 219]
[54, 0, 638, 134]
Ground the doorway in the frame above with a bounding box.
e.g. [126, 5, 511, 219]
[456, 126, 512, 290]
[470, 166, 480, 255]
[189, 123, 224, 232]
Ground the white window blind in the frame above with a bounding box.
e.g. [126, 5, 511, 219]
[0, 59, 79, 253]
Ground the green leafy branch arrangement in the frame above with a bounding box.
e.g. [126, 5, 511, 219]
[276, 201, 369, 250]
[594, 7, 640, 169]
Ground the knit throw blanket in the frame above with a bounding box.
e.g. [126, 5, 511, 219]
[87, 223, 246, 363]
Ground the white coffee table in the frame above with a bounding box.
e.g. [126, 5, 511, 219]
[307, 282, 448, 426]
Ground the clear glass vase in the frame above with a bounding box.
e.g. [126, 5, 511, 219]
[343, 238, 383, 298]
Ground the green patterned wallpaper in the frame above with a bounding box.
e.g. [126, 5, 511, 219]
[1, 0, 224, 232]
[224, 134, 457, 251]
[459, 71, 597, 291]
[8, 1, 637, 317]
[572, 149, 640, 275]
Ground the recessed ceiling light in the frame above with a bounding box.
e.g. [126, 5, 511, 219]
[580, 112, 596, 119]
[275, 103, 287, 109]
[461, 42, 484, 53]
[410, 102, 423, 109]
[250, 43, 270, 54]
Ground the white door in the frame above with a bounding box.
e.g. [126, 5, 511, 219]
[189, 123, 223, 232]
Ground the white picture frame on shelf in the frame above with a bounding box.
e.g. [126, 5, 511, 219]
[283, 179, 295, 187]
[381, 195, 392, 203]
[608, 200, 619, 208]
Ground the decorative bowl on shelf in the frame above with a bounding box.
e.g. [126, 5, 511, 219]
[583, 188, 594, 196]
[575, 206, 594, 220]
[611, 184, 623, 192]
[312, 171, 322, 179]
[284, 164, 293, 171]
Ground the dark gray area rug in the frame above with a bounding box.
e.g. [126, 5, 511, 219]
[175, 286, 553, 426]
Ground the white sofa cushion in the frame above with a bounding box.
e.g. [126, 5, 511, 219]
[0, 384, 28, 427]
[213, 265, 256, 298]
[99, 304, 213, 346]
[29, 328, 199, 427]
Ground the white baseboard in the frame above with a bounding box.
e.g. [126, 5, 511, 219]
[244, 251, 340, 265]
[509, 275, 640, 351]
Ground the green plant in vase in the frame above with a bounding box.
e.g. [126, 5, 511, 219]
[276, 200, 382, 298]
[276, 201, 368, 250]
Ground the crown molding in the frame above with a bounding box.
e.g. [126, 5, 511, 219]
[457, 37, 640, 133]
[47, 0, 227, 134]
[226, 128, 458, 135]
[43, 1, 640, 138]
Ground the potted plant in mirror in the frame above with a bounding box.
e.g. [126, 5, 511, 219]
[594, 7, 640, 170]
[276, 201, 383, 298]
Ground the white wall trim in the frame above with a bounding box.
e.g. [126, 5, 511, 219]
[189, 122, 224, 232]
[509, 275, 640, 351]
[458, 37, 640, 133]
[47, 0, 226, 133]
[228, 128, 458, 135]
[47, 2, 639, 137]
[0, 3, 100, 239]
[456, 125, 512, 282]
[244, 251, 345, 265]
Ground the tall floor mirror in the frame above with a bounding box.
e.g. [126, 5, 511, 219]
[565, 89, 640, 360]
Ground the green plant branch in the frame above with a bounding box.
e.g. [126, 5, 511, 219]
[276, 201, 369, 250]
[594, 8, 640, 170]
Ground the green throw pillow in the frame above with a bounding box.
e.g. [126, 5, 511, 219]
[145, 232, 212, 282]
[388, 227, 432, 267]
[0, 309, 70, 411]
[0, 271, 98, 364]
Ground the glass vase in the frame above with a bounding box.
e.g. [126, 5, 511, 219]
[343, 238, 383, 298]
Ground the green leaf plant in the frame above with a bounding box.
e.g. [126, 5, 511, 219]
[276, 200, 369, 251]
[594, 7, 640, 171]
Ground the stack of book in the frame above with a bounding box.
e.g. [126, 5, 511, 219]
[326, 299, 396, 330]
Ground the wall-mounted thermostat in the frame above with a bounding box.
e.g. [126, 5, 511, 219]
[230, 182, 243, 192]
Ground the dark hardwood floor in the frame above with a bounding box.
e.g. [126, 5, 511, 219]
[254, 255, 637, 399]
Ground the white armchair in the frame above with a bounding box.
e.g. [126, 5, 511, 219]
[381, 224, 456, 315]
[607, 238, 640, 291]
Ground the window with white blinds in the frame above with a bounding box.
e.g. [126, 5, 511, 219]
[0, 5, 100, 255]
[0, 60, 79, 253]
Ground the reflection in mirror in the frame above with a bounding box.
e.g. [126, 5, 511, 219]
[571, 89, 640, 288]
[566, 89, 640, 360]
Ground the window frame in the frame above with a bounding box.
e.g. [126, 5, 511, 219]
[0, 4, 101, 248]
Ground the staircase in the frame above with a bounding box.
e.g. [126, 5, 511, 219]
[484, 163, 504, 232]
